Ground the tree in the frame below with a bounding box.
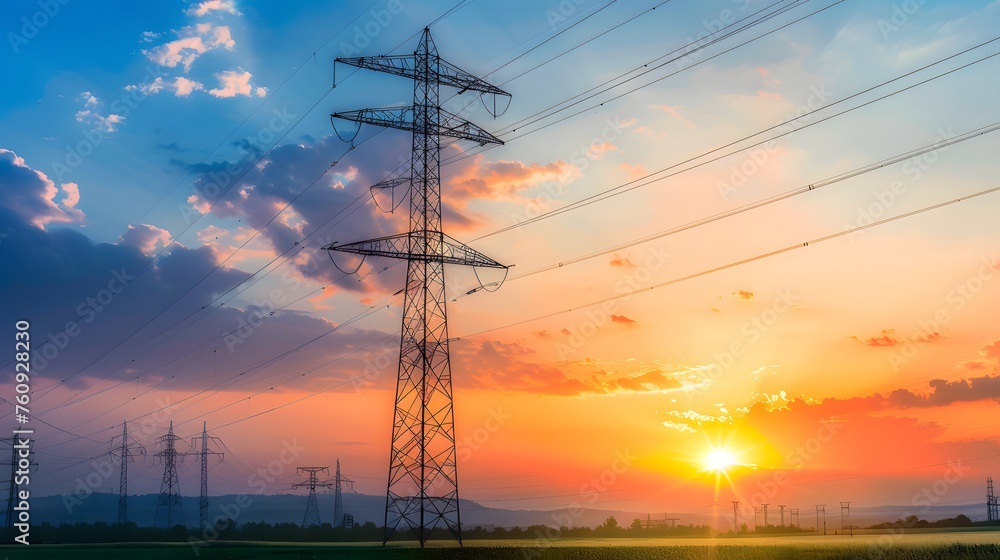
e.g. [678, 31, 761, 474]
[630, 518, 643, 531]
[602, 516, 619, 530]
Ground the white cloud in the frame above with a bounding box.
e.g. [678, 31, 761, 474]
[140, 31, 161, 43]
[60, 182, 81, 209]
[74, 93, 125, 133]
[81, 91, 99, 109]
[143, 23, 235, 72]
[125, 76, 204, 98]
[209, 69, 263, 98]
[186, 0, 241, 17]
[172, 76, 205, 97]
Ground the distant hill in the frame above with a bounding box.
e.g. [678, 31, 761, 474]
[33, 491, 990, 530]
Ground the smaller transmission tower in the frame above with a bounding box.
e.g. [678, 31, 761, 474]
[790, 508, 800, 527]
[988, 477, 998, 521]
[840, 502, 852, 536]
[154, 422, 189, 528]
[762, 503, 769, 527]
[816, 505, 826, 534]
[110, 420, 145, 525]
[293, 467, 333, 527]
[333, 459, 356, 528]
[4, 435, 37, 527]
[192, 422, 224, 530]
[753, 507, 762, 531]
[731, 501, 740, 532]
[778, 504, 786, 527]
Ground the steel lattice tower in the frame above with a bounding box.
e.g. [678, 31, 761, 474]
[325, 28, 510, 546]
[293, 466, 332, 527]
[334, 458, 356, 527]
[192, 421, 224, 530]
[987, 477, 999, 521]
[154, 421, 186, 528]
[111, 420, 145, 525]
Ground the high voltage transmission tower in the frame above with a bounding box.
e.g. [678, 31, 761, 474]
[840, 501, 852, 537]
[293, 466, 333, 528]
[110, 420, 145, 525]
[154, 421, 189, 528]
[816, 504, 826, 535]
[192, 421, 224, 530]
[326, 27, 510, 546]
[334, 458, 356, 528]
[988, 477, 998, 522]
[4, 436, 36, 528]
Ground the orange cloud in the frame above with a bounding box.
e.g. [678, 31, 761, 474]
[649, 103, 697, 129]
[611, 314, 637, 325]
[851, 328, 901, 347]
[455, 340, 680, 396]
[982, 340, 1000, 361]
[733, 290, 754, 302]
[619, 162, 648, 180]
[609, 254, 636, 268]
[447, 155, 579, 204]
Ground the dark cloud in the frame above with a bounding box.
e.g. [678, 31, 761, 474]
[0, 149, 392, 394]
[0, 148, 83, 228]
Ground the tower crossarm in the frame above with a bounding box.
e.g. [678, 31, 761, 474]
[332, 106, 503, 145]
[325, 231, 506, 268]
[336, 54, 509, 97]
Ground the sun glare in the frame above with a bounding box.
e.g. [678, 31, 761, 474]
[704, 447, 738, 473]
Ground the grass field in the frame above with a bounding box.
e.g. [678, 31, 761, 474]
[3, 532, 1000, 559]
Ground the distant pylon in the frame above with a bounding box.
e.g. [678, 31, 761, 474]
[4, 436, 34, 527]
[326, 27, 510, 546]
[778, 504, 785, 527]
[154, 421, 187, 528]
[790, 508, 800, 527]
[988, 477, 999, 521]
[110, 420, 145, 525]
[191, 421, 224, 530]
[731, 501, 740, 531]
[816, 504, 826, 535]
[840, 502, 852, 536]
[293, 467, 332, 527]
[334, 459, 356, 527]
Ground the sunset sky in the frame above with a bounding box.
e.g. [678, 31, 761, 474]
[2, 0, 1000, 526]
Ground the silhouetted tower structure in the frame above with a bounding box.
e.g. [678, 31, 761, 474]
[333, 459, 357, 527]
[790, 508, 800, 527]
[154, 421, 186, 528]
[326, 27, 510, 546]
[778, 504, 785, 527]
[816, 504, 826, 534]
[192, 421, 224, 530]
[731, 501, 740, 532]
[840, 502, 852, 536]
[3, 436, 35, 527]
[753, 506, 762, 531]
[110, 420, 145, 525]
[762, 503, 769, 527]
[293, 466, 332, 527]
[988, 477, 998, 521]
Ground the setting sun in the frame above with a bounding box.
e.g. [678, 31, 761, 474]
[704, 448, 739, 474]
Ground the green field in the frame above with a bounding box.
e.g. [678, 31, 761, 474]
[3, 532, 1000, 559]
